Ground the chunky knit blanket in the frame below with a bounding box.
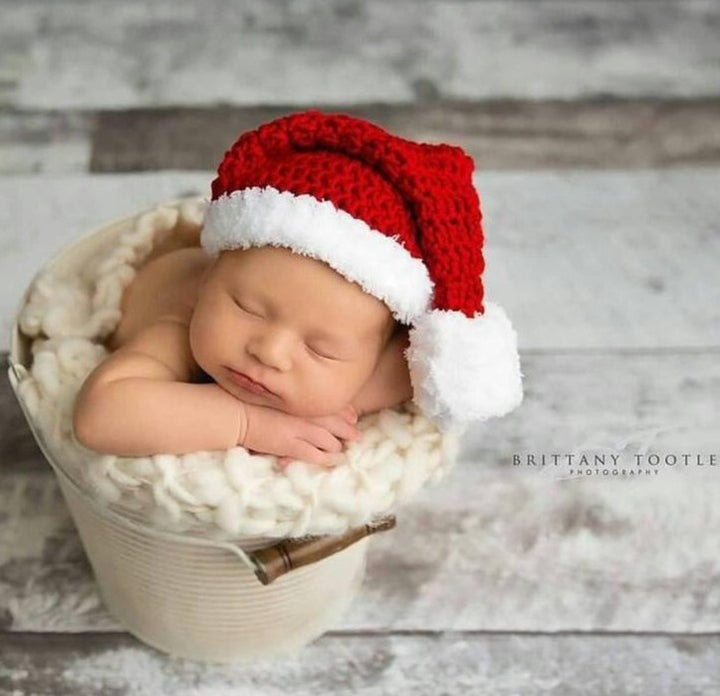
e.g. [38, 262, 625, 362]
[13, 199, 464, 540]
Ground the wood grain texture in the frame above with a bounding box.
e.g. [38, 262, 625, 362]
[0, 109, 92, 174]
[86, 99, 720, 173]
[2, 0, 720, 109]
[2, 352, 719, 633]
[1, 632, 719, 695]
[3, 98, 720, 175]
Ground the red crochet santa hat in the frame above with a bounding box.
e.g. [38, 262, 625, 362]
[201, 109, 523, 431]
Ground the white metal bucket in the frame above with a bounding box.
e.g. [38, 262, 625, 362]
[6, 200, 377, 663]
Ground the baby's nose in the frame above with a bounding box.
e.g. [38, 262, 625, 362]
[249, 329, 295, 370]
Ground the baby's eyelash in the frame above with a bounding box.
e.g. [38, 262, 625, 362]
[308, 344, 337, 360]
[233, 298, 263, 317]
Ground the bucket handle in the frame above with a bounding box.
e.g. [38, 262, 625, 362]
[247, 514, 397, 585]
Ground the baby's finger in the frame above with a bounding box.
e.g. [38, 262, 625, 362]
[290, 441, 334, 467]
[304, 424, 344, 453]
[345, 419, 363, 440]
[313, 415, 362, 442]
[341, 405, 359, 423]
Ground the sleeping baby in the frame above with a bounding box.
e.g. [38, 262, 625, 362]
[72, 242, 412, 467]
[72, 110, 524, 468]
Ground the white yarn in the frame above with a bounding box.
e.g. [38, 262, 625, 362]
[15, 198, 465, 540]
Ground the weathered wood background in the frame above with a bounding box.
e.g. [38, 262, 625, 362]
[1, 0, 720, 693]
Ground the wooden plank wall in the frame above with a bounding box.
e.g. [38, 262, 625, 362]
[1, 0, 719, 693]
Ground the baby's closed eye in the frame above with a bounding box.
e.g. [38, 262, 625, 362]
[232, 298, 263, 317]
[307, 343, 340, 360]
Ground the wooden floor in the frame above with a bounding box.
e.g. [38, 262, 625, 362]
[1, 1, 720, 693]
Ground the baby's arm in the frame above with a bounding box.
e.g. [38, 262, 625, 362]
[73, 320, 248, 456]
[351, 327, 413, 417]
[75, 378, 249, 456]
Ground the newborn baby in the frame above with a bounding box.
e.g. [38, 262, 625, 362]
[72, 242, 413, 468]
[73, 110, 524, 462]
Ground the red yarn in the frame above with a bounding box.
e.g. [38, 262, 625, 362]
[211, 110, 485, 318]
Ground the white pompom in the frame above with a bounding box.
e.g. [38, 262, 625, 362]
[406, 302, 524, 430]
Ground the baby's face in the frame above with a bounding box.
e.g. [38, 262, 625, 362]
[189, 246, 395, 417]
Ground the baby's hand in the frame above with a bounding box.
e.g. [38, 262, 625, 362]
[278, 405, 362, 468]
[242, 403, 361, 469]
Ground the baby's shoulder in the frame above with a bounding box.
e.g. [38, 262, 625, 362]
[109, 246, 208, 351]
[139, 246, 208, 300]
[87, 317, 198, 389]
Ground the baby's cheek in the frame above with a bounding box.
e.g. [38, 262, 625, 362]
[329, 362, 371, 402]
[292, 364, 358, 414]
[188, 307, 219, 369]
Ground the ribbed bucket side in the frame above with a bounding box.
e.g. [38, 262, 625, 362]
[57, 476, 369, 663]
